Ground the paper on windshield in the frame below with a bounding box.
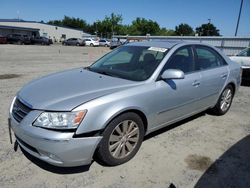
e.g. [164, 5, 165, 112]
[148, 47, 168, 53]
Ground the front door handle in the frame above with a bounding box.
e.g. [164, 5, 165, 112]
[220, 74, 227, 79]
[192, 80, 200, 87]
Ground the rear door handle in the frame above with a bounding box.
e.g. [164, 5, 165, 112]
[192, 80, 200, 87]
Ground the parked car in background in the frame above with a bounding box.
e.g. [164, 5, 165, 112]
[110, 38, 128, 49]
[0, 35, 7, 44]
[230, 47, 250, 81]
[84, 38, 99, 46]
[7, 34, 31, 45]
[31, 36, 53, 45]
[110, 38, 122, 49]
[62, 38, 85, 46]
[9, 41, 241, 167]
[99, 39, 110, 47]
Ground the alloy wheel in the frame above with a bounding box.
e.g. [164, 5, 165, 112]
[108, 120, 140, 159]
[220, 88, 233, 112]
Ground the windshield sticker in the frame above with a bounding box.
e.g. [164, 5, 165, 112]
[148, 47, 168, 53]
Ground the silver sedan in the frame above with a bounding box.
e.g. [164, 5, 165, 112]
[9, 41, 241, 167]
[230, 47, 250, 81]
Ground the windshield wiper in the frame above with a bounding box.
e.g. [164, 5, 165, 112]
[96, 70, 115, 77]
[87, 67, 122, 79]
[84, 66, 90, 70]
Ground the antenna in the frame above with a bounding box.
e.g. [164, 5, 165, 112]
[17, 10, 20, 21]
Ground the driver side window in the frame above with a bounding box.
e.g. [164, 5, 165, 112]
[163, 46, 195, 73]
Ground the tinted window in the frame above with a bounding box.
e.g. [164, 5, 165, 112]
[139, 49, 165, 62]
[195, 46, 226, 70]
[237, 48, 250, 57]
[163, 46, 195, 73]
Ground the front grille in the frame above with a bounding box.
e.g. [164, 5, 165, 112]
[12, 98, 32, 123]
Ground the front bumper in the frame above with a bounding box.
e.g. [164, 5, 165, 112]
[9, 110, 102, 167]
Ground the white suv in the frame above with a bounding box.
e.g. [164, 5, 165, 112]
[84, 38, 99, 46]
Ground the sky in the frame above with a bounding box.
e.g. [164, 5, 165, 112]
[1, 0, 250, 36]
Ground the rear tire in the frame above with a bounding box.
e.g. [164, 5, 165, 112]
[96, 112, 144, 166]
[90, 43, 93, 47]
[210, 85, 234, 115]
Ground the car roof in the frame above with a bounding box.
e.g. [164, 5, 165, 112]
[125, 40, 184, 49]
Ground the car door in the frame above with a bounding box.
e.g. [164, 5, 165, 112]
[193, 45, 229, 108]
[85, 39, 90, 45]
[72, 38, 78, 45]
[151, 45, 202, 129]
[68, 38, 73, 45]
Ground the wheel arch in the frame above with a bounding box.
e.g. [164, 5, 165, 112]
[102, 108, 148, 135]
[225, 82, 236, 96]
[228, 82, 235, 93]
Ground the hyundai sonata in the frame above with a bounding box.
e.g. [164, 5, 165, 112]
[9, 41, 241, 167]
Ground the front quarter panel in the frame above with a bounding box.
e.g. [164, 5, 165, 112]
[74, 82, 157, 135]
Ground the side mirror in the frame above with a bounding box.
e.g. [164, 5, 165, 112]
[161, 69, 185, 80]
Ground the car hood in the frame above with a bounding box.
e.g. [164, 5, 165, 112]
[17, 68, 137, 111]
[230, 56, 250, 67]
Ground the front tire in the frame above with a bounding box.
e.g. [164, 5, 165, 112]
[96, 112, 144, 166]
[210, 85, 234, 115]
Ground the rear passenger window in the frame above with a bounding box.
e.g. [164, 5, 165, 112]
[195, 46, 227, 70]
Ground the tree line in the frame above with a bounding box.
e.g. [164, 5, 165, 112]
[47, 13, 220, 38]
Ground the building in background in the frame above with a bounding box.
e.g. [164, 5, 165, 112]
[0, 19, 92, 42]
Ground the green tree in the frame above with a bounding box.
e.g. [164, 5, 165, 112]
[157, 27, 175, 36]
[129, 18, 160, 35]
[91, 13, 123, 38]
[48, 15, 186, 38]
[195, 23, 220, 36]
[48, 16, 89, 31]
[175, 23, 194, 36]
[48, 19, 63, 26]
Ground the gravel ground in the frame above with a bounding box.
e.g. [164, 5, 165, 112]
[0, 44, 249, 188]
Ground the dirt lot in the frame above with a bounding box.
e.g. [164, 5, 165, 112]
[0, 44, 249, 188]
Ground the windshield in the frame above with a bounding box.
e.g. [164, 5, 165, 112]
[237, 48, 250, 57]
[89, 45, 168, 81]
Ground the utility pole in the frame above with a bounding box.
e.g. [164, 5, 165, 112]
[235, 0, 244, 36]
[17, 10, 20, 21]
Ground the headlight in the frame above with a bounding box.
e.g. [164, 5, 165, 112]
[33, 110, 87, 129]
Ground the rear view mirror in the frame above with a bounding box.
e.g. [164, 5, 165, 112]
[161, 69, 184, 80]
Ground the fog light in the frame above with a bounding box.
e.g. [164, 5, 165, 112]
[48, 153, 61, 161]
[38, 150, 62, 162]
